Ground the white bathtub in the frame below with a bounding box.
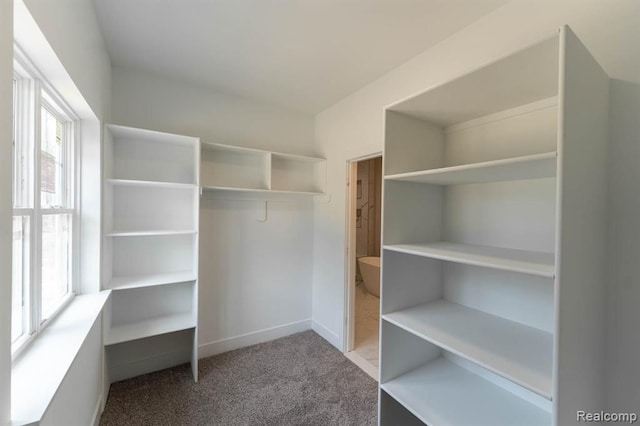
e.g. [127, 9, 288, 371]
[358, 256, 380, 297]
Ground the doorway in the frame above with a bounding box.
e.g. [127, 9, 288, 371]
[344, 154, 382, 380]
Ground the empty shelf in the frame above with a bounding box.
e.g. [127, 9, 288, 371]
[385, 152, 556, 185]
[106, 313, 195, 345]
[105, 230, 197, 237]
[381, 357, 551, 426]
[107, 179, 197, 189]
[201, 141, 269, 156]
[383, 300, 553, 398]
[106, 271, 196, 290]
[201, 185, 324, 197]
[384, 242, 554, 278]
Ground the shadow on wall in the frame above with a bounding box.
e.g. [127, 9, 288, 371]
[606, 79, 640, 412]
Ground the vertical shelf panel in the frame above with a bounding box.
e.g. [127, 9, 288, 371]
[553, 25, 610, 424]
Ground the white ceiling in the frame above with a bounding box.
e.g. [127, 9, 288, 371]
[93, 0, 508, 114]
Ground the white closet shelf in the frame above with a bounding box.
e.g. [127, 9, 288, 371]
[271, 152, 326, 162]
[383, 300, 553, 398]
[106, 313, 195, 346]
[201, 141, 269, 156]
[106, 271, 196, 290]
[201, 185, 324, 197]
[201, 141, 324, 163]
[385, 152, 557, 185]
[381, 357, 551, 426]
[106, 178, 197, 189]
[383, 242, 555, 278]
[107, 124, 197, 147]
[105, 230, 197, 237]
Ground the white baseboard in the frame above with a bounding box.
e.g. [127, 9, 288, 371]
[312, 320, 342, 350]
[91, 393, 102, 426]
[199, 319, 312, 359]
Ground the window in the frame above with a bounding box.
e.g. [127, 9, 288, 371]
[12, 51, 78, 355]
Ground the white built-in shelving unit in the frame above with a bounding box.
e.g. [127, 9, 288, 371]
[102, 124, 200, 382]
[380, 26, 609, 425]
[200, 142, 326, 197]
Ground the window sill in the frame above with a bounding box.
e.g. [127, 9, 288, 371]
[11, 293, 75, 360]
[11, 292, 109, 425]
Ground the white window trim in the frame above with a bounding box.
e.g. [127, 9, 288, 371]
[11, 44, 81, 360]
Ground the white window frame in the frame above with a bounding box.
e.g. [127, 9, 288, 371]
[12, 46, 80, 359]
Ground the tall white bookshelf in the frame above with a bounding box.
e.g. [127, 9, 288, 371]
[102, 124, 200, 383]
[380, 26, 609, 425]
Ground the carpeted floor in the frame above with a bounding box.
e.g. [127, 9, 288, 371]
[100, 330, 378, 426]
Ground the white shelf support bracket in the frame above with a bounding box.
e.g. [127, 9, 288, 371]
[257, 200, 268, 222]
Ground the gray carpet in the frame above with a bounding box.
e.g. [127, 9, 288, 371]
[100, 330, 378, 426]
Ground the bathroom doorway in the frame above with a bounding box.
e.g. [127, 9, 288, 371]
[344, 153, 382, 380]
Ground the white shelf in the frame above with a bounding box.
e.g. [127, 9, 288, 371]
[103, 123, 200, 383]
[106, 178, 197, 189]
[106, 313, 195, 346]
[105, 124, 199, 184]
[201, 185, 324, 197]
[271, 151, 326, 163]
[107, 124, 198, 147]
[200, 141, 326, 194]
[383, 300, 553, 398]
[383, 242, 554, 278]
[106, 271, 196, 290]
[105, 230, 197, 237]
[381, 357, 551, 426]
[201, 141, 267, 155]
[380, 26, 609, 424]
[385, 152, 557, 185]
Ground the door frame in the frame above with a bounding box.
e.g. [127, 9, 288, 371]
[343, 152, 382, 354]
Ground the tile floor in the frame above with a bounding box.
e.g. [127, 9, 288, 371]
[354, 283, 380, 368]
